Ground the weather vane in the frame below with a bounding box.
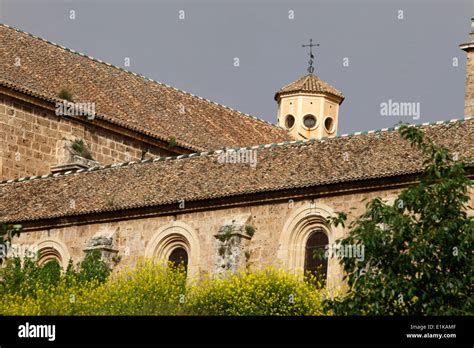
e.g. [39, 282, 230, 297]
[302, 39, 319, 74]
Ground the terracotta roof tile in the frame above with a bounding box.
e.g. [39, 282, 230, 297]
[0, 24, 293, 151]
[275, 74, 344, 101]
[0, 119, 472, 223]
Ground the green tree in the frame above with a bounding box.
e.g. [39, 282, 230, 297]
[77, 249, 111, 283]
[0, 257, 62, 297]
[0, 250, 110, 297]
[325, 124, 473, 315]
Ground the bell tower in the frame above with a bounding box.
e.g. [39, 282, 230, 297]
[460, 17, 474, 118]
[275, 40, 344, 140]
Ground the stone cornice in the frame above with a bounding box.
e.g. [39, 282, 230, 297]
[460, 42, 474, 51]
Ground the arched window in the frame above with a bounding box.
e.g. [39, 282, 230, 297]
[37, 247, 62, 266]
[32, 238, 71, 270]
[279, 204, 345, 291]
[145, 222, 201, 279]
[304, 230, 328, 283]
[168, 247, 188, 271]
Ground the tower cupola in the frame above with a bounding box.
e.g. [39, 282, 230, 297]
[275, 73, 344, 140]
[276, 39, 344, 140]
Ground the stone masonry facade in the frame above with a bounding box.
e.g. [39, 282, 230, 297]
[0, 94, 176, 181]
[461, 18, 474, 117]
[3, 18, 474, 291]
[14, 187, 405, 289]
[463, 47, 474, 117]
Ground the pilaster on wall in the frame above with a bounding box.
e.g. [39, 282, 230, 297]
[214, 214, 254, 275]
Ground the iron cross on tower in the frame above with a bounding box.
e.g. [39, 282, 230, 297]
[302, 39, 319, 74]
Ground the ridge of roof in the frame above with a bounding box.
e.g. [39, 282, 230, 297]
[0, 23, 287, 139]
[1, 117, 471, 187]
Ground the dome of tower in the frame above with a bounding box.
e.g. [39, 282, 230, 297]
[274, 74, 344, 102]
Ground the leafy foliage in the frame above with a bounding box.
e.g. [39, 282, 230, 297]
[76, 260, 188, 315]
[325, 125, 474, 315]
[0, 257, 61, 298]
[76, 249, 111, 283]
[0, 249, 110, 299]
[0, 263, 327, 316]
[245, 224, 256, 237]
[58, 89, 73, 102]
[71, 139, 94, 160]
[167, 136, 177, 148]
[187, 269, 327, 316]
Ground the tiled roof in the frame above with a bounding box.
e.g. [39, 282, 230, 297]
[275, 74, 344, 101]
[0, 118, 472, 223]
[0, 24, 293, 152]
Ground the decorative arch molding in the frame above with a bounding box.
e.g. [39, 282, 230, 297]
[145, 221, 200, 279]
[277, 203, 344, 289]
[32, 237, 71, 269]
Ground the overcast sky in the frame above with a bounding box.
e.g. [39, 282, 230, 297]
[1, 0, 473, 134]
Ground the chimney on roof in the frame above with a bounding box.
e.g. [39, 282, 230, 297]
[460, 17, 474, 118]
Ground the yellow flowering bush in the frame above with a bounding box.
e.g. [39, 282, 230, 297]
[0, 261, 328, 316]
[0, 260, 187, 315]
[0, 277, 100, 315]
[186, 268, 328, 316]
[77, 260, 188, 315]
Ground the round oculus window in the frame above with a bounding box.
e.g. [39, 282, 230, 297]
[285, 114, 295, 129]
[324, 117, 335, 133]
[303, 114, 317, 129]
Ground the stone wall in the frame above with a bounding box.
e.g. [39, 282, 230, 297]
[461, 19, 474, 118]
[13, 187, 403, 289]
[464, 48, 474, 117]
[0, 94, 174, 181]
